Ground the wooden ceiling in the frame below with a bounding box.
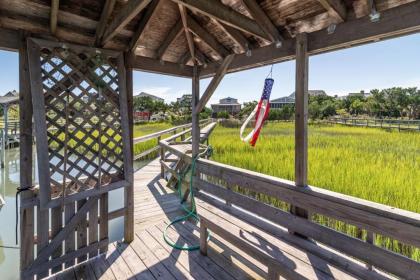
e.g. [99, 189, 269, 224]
[0, 0, 418, 76]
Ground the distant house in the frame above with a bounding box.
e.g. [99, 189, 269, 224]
[177, 94, 192, 110]
[270, 90, 327, 109]
[136, 92, 164, 103]
[211, 97, 241, 115]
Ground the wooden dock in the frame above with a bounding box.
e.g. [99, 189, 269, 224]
[46, 157, 269, 280]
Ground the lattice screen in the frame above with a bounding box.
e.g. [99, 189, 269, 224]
[38, 45, 125, 200]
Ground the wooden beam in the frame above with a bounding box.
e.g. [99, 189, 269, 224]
[191, 65, 200, 157]
[216, 21, 249, 53]
[156, 19, 183, 60]
[171, 0, 269, 41]
[0, 27, 20, 51]
[292, 33, 309, 220]
[131, 55, 193, 77]
[200, 0, 420, 78]
[50, 0, 59, 35]
[128, 0, 160, 52]
[179, 4, 196, 63]
[179, 51, 192, 65]
[241, 0, 283, 46]
[95, 0, 117, 46]
[195, 54, 235, 114]
[187, 15, 230, 58]
[102, 0, 152, 46]
[317, 0, 347, 22]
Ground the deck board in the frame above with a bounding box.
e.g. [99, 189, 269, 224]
[49, 156, 331, 280]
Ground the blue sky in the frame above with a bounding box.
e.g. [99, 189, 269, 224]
[1, 33, 420, 105]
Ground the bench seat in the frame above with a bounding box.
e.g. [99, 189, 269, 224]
[196, 196, 391, 280]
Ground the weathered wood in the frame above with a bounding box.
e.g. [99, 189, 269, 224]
[95, 0, 117, 46]
[99, 193, 109, 254]
[51, 205, 63, 273]
[128, 0, 160, 52]
[179, 4, 196, 63]
[195, 159, 420, 249]
[292, 33, 309, 220]
[200, 0, 420, 78]
[171, 0, 269, 40]
[199, 221, 208, 256]
[156, 19, 184, 60]
[216, 21, 249, 53]
[116, 55, 135, 243]
[131, 55, 193, 77]
[77, 199, 88, 262]
[317, 0, 347, 22]
[65, 202, 76, 268]
[88, 198, 99, 258]
[241, 0, 283, 46]
[27, 38, 52, 209]
[191, 65, 200, 157]
[50, 0, 59, 35]
[0, 27, 21, 51]
[19, 33, 34, 279]
[195, 54, 235, 114]
[187, 15, 230, 58]
[102, 0, 152, 45]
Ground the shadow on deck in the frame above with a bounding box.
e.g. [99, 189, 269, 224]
[48, 158, 268, 280]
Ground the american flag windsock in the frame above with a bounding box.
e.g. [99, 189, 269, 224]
[240, 78, 274, 146]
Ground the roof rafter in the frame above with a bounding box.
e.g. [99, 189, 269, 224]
[187, 15, 230, 59]
[171, 0, 269, 41]
[101, 0, 152, 46]
[95, 0, 117, 46]
[213, 20, 250, 53]
[50, 0, 59, 35]
[241, 0, 283, 46]
[179, 4, 196, 64]
[156, 19, 184, 60]
[128, 0, 160, 52]
[317, 0, 347, 22]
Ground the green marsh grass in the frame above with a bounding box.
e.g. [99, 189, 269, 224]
[209, 122, 420, 260]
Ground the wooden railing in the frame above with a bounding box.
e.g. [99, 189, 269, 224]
[160, 143, 420, 279]
[132, 119, 212, 160]
[328, 117, 420, 131]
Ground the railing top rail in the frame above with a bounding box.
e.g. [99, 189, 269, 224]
[133, 119, 210, 144]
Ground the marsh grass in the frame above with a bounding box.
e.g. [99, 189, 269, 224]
[209, 122, 420, 260]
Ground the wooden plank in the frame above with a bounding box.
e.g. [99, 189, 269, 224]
[95, 0, 117, 46]
[187, 15, 230, 58]
[241, 0, 283, 46]
[89, 254, 116, 280]
[50, 0, 59, 34]
[77, 199, 88, 262]
[216, 21, 249, 53]
[27, 38, 52, 209]
[102, 0, 152, 45]
[114, 241, 155, 280]
[100, 193, 109, 254]
[317, 0, 347, 22]
[51, 205, 63, 273]
[131, 55, 193, 77]
[18, 32, 34, 279]
[0, 27, 21, 51]
[179, 4, 196, 63]
[88, 198, 99, 258]
[171, 0, 269, 40]
[36, 206, 50, 279]
[128, 0, 160, 52]
[195, 54, 235, 114]
[292, 32, 309, 219]
[156, 19, 184, 60]
[65, 202, 76, 268]
[130, 234, 177, 280]
[74, 261, 96, 280]
[200, 0, 420, 78]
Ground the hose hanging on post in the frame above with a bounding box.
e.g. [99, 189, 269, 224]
[163, 145, 212, 251]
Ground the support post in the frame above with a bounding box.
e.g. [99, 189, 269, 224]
[3, 104, 8, 148]
[19, 32, 35, 278]
[291, 33, 309, 220]
[191, 65, 200, 157]
[124, 53, 134, 243]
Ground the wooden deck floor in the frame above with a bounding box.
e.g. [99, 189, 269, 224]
[49, 158, 268, 280]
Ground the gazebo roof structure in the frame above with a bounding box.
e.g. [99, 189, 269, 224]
[0, 0, 419, 78]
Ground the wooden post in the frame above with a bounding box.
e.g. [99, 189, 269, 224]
[192, 65, 200, 157]
[122, 54, 134, 243]
[3, 104, 8, 148]
[291, 33, 309, 220]
[19, 32, 35, 279]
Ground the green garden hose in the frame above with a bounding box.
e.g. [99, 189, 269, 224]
[163, 145, 212, 251]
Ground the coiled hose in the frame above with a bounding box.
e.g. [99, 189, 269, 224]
[163, 145, 212, 250]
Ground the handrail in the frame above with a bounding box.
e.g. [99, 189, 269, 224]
[159, 142, 420, 278]
[328, 117, 420, 131]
